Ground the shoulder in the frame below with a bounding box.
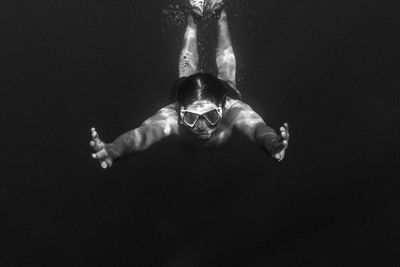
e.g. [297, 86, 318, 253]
[224, 97, 253, 112]
[142, 103, 178, 121]
[142, 103, 180, 135]
[159, 103, 179, 116]
[223, 98, 264, 126]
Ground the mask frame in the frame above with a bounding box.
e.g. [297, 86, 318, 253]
[180, 105, 223, 128]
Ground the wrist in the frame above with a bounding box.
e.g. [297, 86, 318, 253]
[264, 137, 283, 156]
[254, 124, 282, 156]
[104, 144, 119, 160]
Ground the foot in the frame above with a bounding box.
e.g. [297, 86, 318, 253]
[190, 0, 205, 18]
[209, 0, 225, 18]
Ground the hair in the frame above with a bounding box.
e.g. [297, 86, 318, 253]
[171, 73, 230, 108]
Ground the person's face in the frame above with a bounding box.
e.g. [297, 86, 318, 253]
[181, 100, 222, 140]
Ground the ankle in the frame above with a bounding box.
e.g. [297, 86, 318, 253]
[217, 10, 227, 23]
[213, 5, 226, 19]
[188, 14, 196, 26]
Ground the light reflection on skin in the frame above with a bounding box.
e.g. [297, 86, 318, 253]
[90, 8, 290, 169]
[181, 99, 221, 139]
[91, 98, 290, 169]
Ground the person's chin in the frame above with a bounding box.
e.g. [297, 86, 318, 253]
[195, 132, 212, 140]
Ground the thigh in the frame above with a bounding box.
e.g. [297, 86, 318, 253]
[220, 78, 242, 100]
[216, 47, 236, 86]
[179, 53, 198, 78]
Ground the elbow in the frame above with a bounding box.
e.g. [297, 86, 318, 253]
[133, 125, 160, 152]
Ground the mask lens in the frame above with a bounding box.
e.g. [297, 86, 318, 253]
[203, 110, 221, 126]
[183, 112, 199, 127]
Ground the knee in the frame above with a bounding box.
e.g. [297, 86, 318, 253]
[181, 51, 197, 64]
[216, 47, 234, 58]
[184, 28, 197, 40]
[216, 48, 235, 65]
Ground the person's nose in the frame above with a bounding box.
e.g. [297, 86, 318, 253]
[195, 118, 208, 130]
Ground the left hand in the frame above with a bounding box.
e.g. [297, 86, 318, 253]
[90, 127, 113, 169]
[274, 122, 289, 162]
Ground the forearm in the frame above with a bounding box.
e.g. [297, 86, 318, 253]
[254, 123, 283, 156]
[105, 126, 158, 160]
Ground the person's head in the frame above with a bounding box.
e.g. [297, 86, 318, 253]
[173, 73, 227, 139]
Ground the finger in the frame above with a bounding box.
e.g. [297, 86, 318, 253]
[101, 161, 107, 169]
[105, 158, 112, 168]
[92, 131, 103, 148]
[275, 140, 286, 152]
[97, 142, 105, 150]
[284, 123, 289, 132]
[282, 131, 290, 140]
[280, 127, 285, 132]
[96, 149, 108, 159]
[92, 139, 104, 150]
[278, 150, 285, 162]
[92, 130, 99, 141]
[283, 140, 288, 146]
[92, 149, 107, 160]
[275, 153, 281, 160]
[91, 142, 101, 151]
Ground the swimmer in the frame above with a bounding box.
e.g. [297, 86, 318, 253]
[90, 0, 290, 169]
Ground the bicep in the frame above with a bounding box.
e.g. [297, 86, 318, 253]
[141, 105, 179, 138]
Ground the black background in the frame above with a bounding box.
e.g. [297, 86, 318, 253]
[2, 0, 400, 266]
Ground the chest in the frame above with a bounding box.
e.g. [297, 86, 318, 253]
[179, 123, 233, 149]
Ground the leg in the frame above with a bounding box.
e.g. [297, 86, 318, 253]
[179, 14, 199, 78]
[216, 10, 237, 89]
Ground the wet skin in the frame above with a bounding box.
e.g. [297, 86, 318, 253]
[91, 98, 290, 168]
[91, 5, 290, 168]
[180, 99, 221, 140]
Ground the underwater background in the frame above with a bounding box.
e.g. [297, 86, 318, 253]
[2, 0, 399, 265]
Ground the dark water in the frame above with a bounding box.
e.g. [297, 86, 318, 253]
[2, 0, 399, 265]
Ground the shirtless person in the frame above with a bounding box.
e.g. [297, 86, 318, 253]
[91, 0, 289, 168]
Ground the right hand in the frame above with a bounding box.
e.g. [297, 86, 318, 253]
[90, 127, 113, 169]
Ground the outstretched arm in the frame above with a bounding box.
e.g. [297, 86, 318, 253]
[232, 102, 289, 161]
[91, 104, 179, 168]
